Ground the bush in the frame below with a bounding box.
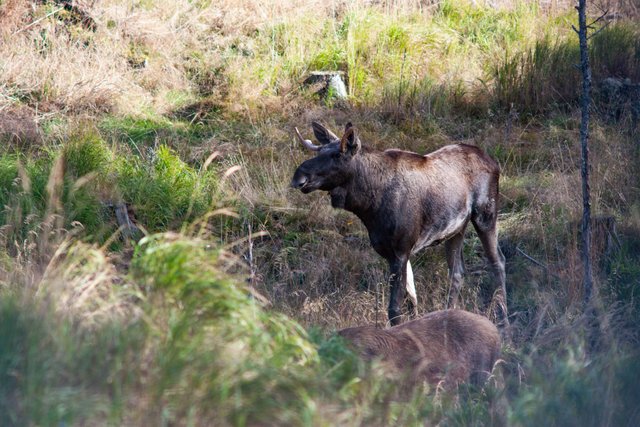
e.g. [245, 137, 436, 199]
[492, 37, 580, 115]
[491, 21, 640, 115]
[131, 232, 319, 425]
[116, 145, 218, 231]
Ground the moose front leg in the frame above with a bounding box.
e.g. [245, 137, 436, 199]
[388, 257, 409, 326]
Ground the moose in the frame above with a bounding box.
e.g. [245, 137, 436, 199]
[338, 309, 501, 387]
[291, 122, 507, 326]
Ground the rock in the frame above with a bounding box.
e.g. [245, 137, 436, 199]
[303, 71, 348, 100]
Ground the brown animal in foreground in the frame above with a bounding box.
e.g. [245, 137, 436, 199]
[338, 309, 501, 387]
[291, 122, 507, 326]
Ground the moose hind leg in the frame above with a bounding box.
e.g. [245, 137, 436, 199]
[472, 219, 508, 327]
[445, 230, 466, 309]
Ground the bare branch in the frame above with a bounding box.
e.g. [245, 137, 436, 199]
[588, 9, 609, 27]
[13, 7, 64, 35]
[515, 246, 562, 280]
[587, 21, 612, 40]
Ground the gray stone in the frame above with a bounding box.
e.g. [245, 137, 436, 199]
[303, 71, 348, 100]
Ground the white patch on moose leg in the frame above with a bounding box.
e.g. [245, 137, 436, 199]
[406, 260, 418, 307]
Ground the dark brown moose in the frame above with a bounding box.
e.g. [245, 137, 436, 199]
[338, 309, 501, 387]
[290, 122, 507, 326]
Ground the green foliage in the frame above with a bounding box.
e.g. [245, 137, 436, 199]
[436, 0, 535, 51]
[100, 115, 181, 147]
[591, 24, 640, 80]
[605, 235, 640, 321]
[116, 145, 217, 231]
[312, 329, 365, 386]
[491, 21, 640, 115]
[0, 129, 227, 242]
[509, 346, 640, 427]
[0, 132, 110, 242]
[492, 37, 581, 114]
[0, 154, 52, 245]
[0, 291, 144, 426]
[131, 233, 319, 425]
[0, 154, 19, 206]
[63, 126, 112, 178]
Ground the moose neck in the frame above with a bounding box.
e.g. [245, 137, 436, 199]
[339, 147, 393, 221]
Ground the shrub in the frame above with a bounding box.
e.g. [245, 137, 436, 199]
[131, 232, 319, 425]
[116, 145, 218, 231]
[492, 37, 580, 115]
[491, 21, 640, 115]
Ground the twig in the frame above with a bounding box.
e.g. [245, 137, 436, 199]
[588, 9, 609, 27]
[247, 221, 255, 285]
[587, 21, 611, 40]
[13, 7, 65, 35]
[515, 246, 562, 280]
[587, 9, 611, 40]
[515, 246, 547, 268]
[375, 280, 380, 328]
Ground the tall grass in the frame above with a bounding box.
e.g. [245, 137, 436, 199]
[492, 23, 640, 115]
[0, 0, 547, 118]
[2, 1, 636, 121]
[2, 219, 640, 425]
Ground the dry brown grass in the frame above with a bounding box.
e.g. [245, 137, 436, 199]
[36, 239, 141, 329]
[0, 105, 43, 148]
[1, 0, 636, 118]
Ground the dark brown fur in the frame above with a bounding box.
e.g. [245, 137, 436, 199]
[291, 122, 507, 326]
[338, 309, 501, 387]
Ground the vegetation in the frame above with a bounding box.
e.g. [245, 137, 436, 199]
[1, 0, 639, 425]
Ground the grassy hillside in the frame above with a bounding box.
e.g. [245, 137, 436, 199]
[1, 0, 640, 425]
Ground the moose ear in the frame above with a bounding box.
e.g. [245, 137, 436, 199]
[311, 121, 340, 145]
[339, 126, 361, 154]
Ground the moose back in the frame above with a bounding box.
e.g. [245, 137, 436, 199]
[338, 309, 501, 387]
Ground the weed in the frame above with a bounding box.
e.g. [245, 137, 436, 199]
[116, 145, 219, 231]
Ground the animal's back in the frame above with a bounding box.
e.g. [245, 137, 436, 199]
[423, 144, 501, 239]
[338, 310, 501, 386]
[426, 143, 499, 172]
[376, 144, 501, 253]
[393, 310, 501, 377]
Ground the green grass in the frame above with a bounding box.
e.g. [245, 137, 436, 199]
[116, 145, 220, 232]
[100, 116, 189, 148]
[0, 127, 226, 248]
[0, 241, 145, 426]
[2, 231, 639, 426]
[491, 22, 640, 116]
